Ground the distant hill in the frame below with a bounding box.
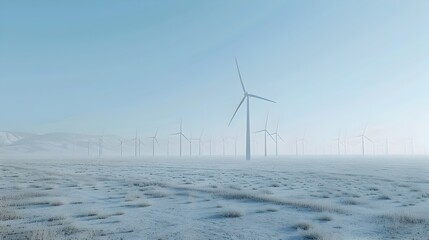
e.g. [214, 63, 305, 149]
[0, 131, 137, 157]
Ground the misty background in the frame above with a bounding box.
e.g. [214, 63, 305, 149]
[0, 0, 428, 156]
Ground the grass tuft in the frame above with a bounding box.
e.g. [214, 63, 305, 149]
[219, 209, 242, 218]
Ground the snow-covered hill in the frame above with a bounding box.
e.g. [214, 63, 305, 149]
[0, 131, 35, 146]
[0, 131, 135, 157]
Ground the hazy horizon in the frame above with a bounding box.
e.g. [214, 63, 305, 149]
[1, 0, 428, 155]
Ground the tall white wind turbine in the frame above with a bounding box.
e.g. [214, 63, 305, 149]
[228, 58, 276, 160]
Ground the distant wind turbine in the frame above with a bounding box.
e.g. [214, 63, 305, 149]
[197, 130, 204, 156]
[333, 132, 341, 155]
[171, 120, 189, 157]
[119, 138, 123, 157]
[208, 135, 212, 156]
[228, 57, 276, 160]
[385, 135, 389, 155]
[255, 113, 274, 157]
[148, 128, 159, 157]
[134, 129, 138, 157]
[190, 130, 203, 156]
[98, 133, 104, 157]
[354, 125, 373, 156]
[270, 120, 284, 157]
[296, 132, 306, 155]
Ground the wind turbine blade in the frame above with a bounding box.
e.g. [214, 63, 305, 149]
[171, 133, 180, 135]
[268, 132, 275, 141]
[278, 134, 285, 142]
[254, 130, 265, 133]
[155, 128, 159, 137]
[228, 96, 246, 126]
[248, 94, 276, 103]
[364, 136, 373, 143]
[235, 57, 246, 93]
[182, 134, 190, 142]
[363, 123, 368, 135]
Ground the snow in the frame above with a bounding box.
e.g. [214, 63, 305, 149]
[0, 131, 123, 157]
[0, 156, 428, 239]
[0, 131, 35, 146]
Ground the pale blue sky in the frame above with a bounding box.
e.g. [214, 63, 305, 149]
[1, 0, 428, 152]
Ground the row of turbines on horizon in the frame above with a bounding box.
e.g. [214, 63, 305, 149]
[88, 118, 424, 158]
[82, 58, 425, 159]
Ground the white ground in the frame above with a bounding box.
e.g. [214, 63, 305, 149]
[1, 156, 428, 240]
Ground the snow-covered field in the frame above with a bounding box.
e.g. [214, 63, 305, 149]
[1, 156, 428, 240]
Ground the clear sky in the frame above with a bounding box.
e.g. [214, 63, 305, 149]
[1, 0, 428, 154]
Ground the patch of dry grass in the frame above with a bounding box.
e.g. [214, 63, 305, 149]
[218, 209, 242, 218]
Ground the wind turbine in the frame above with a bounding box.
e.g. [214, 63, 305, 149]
[196, 130, 204, 156]
[333, 132, 341, 155]
[138, 137, 143, 157]
[354, 125, 373, 156]
[119, 138, 123, 157]
[343, 134, 348, 155]
[385, 135, 389, 155]
[208, 135, 212, 156]
[134, 129, 138, 157]
[148, 128, 159, 157]
[98, 133, 104, 157]
[228, 58, 276, 160]
[172, 121, 189, 157]
[296, 132, 306, 155]
[190, 130, 203, 156]
[255, 113, 274, 157]
[270, 120, 285, 157]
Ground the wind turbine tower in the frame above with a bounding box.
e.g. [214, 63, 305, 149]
[228, 58, 276, 160]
